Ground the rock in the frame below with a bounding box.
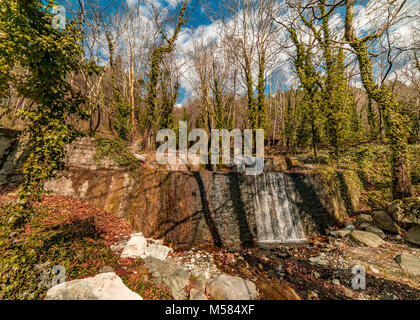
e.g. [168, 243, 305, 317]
[191, 271, 207, 292]
[356, 214, 373, 225]
[388, 197, 420, 228]
[406, 225, 420, 246]
[120, 233, 147, 259]
[349, 230, 386, 247]
[345, 223, 356, 231]
[45, 273, 142, 300]
[189, 288, 208, 300]
[365, 225, 386, 239]
[395, 253, 420, 276]
[133, 153, 146, 162]
[144, 257, 190, 300]
[332, 279, 341, 286]
[309, 256, 328, 266]
[206, 274, 258, 300]
[99, 266, 114, 274]
[359, 222, 371, 230]
[143, 244, 173, 261]
[330, 229, 351, 238]
[373, 211, 400, 233]
[307, 291, 318, 299]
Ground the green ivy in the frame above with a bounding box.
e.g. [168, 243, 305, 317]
[94, 137, 140, 171]
[0, 1, 87, 220]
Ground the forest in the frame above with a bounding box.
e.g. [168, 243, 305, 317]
[0, 0, 419, 302]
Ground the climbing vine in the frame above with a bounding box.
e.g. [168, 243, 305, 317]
[0, 0, 86, 223]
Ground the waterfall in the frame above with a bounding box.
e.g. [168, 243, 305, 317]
[252, 173, 306, 244]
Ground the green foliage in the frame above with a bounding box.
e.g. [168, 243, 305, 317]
[94, 137, 140, 171]
[0, 203, 117, 300]
[111, 90, 132, 141]
[0, 0, 86, 215]
[143, 1, 188, 141]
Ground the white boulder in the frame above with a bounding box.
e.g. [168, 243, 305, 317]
[45, 273, 142, 300]
[121, 233, 147, 259]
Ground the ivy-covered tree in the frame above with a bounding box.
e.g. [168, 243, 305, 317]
[143, 1, 188, 148]
[289, 27, 323, 159]
[344, 0, 413, 199]
[0, 0, 86, 223]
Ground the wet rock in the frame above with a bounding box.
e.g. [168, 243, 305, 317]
[120, 233, 147, 259]
[330, 229, 351, 238]
[394, 253, 420, 276]
[144, 257, 190, 300]
[206, 275, 258, 300]
[406, 226, 420, 246]
[373, 211, 399, 233]
[365, 225, 386, 239]
[349, 230, 386, 247]
[45, 273, 142, 300]
[189, 288, 208, 300]
[356, 214, 373, 225]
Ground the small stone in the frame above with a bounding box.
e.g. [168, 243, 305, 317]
[365, 225, 386, 239]
[206, 275, 258, 300]
[144, 257, 190, 300]
[356, 214, 373, 225]
[373, 211, 399, 233]
[332, 279, 341, 286]
[330, 229, 351, 237]
[406, 226, 420, 246]
[191, 271, 207, 292]
[143, 244, 173, 261]
[395, 253, 420, 276]
[132, 153, 146, 162]
[120, 233, 147, 259]
[359, 222, 371, 230]
[99, 266, 114, 274]
[307, 291, 318, 299]
[309, 256, 328, 267]
[345, 223, 356, 231]
[189, 288, 208, 300]
[349, 230, 386, 247]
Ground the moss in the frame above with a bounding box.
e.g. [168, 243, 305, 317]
[94, 137, 140, 172]
[316, 167, 363, 219]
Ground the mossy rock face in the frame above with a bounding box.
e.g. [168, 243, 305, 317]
[315, 168, 364, 222]
[387, 197, 420, 229]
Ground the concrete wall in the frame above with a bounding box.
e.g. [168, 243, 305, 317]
[44, 168, 347, 248]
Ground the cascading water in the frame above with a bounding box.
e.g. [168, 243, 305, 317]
[252, 173, 306, 244]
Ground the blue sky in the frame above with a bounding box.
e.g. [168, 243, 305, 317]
[61, 0, 419, 105]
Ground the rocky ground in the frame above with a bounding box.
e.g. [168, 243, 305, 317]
[1, 187, 419, 300]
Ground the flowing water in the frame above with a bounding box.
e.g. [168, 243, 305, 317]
[252, 173, 306, 244]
